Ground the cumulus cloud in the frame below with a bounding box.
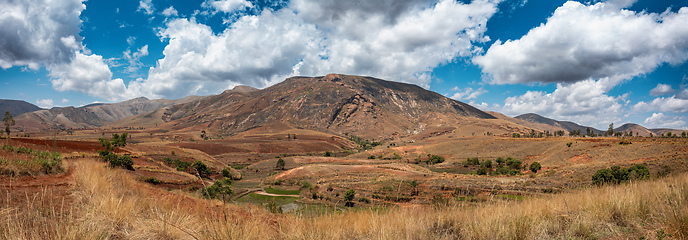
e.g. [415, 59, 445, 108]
[0, 0, 85, 69]
[450, 87, 487, 100]
[499, 78, 626, 128]
[649, 83, 675, 96]
[644, 113, 686, 129]
[474, 1, 688, 85]
[161, 6, 178, 17]
[203, 0, 253, 13]
[36, 99, 55, 108]
[123, 45, 149, 74]
[48, 51, 140, 102]
[633, 96, 688, 113]
[138, 0, 155, 15]
[132, 0, 500, 99]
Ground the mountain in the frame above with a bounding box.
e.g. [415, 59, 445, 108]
[15, 96, 205, 131]
[0, 99, 43, 117]
[488, 112, 567, 133]
[515, 113, 603, 134]
[125, 74, 496, 139]
[614, 123, 653, 137]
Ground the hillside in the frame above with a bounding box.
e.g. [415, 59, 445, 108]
[614, 123, 654, 137]
[14, 96, 204, 131]
[515, 113, 603, 134]
[138, 74, 496, 139]
[0, 99, 43, 117]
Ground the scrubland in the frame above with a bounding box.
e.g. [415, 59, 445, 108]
[2, 157, 687, 239]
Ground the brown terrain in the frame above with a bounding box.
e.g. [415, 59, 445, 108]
[1, 74, 687, 239]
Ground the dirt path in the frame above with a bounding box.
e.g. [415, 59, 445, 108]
[254, 191, 300, 197]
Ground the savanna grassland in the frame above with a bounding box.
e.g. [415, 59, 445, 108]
[1, 128, 687, 239]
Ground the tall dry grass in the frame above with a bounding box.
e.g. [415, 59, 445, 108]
[2, 158, 687, 239]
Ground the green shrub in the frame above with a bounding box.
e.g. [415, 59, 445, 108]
[506, 157, 522, 170]
[426, 155, 445, 164]
[276, 158, 285, 170]
[477, 166, 488, 175]
[142, 177, 161, 185]
[344, 189, 356, 207]
[368, 155, 376, 159]
[301, 180, 312, 190]
[201, 177, 233, 202]
[529, 162, 541, 173]
[592, 164, 649, 185]
[192, 161, 211, 177]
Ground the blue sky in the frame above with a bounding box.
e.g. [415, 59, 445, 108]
[1, 0, 687, 130]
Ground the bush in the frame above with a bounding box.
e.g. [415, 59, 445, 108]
[358, 197, 370, 203]
[529, 162, 541, 173]
[505, 157, 522, 170]
[495, 157, 505, 165]
[301, 181, 312, 190]
[368, 155, 376, 159]
[344, 189, 356, 207]
[324, 151, 333, 157]
[221, 168, 231, 178]
[142, 177, 161, 185]
[118, 155, 134, 170]
[426, 155, 445, 164]
[201, 177, 233, 202]
[477, 166, 488, 175]
[592, 164, 649, 185]
[481, 159, 492, 168]
[192, 161, 211, 177]
[276, 158, 285, 170]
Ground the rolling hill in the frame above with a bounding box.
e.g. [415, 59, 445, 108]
[0, 99, 43, 117]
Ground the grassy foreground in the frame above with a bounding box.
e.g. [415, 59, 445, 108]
[2, 159, 687, 239]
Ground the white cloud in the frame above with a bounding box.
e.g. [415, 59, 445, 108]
[36, 99, 55, 108]
[474, 1, 688, 85]
[132, 0, 500, 99]
[203, 0, 253, 13]
[633, 96, 688, 113]
[644, 112, 686, 129]
[450, 87, 487, 100]
[138, 0, 155, 15]
[0, 0, 85, 69]
[161, 6, 178, 17]
[48, 51, 140, 102]
[649, 83, 675, 96]
[123, 45, 149, 73]
[61, 98, 69, 103]
[499, 78, 625, 128]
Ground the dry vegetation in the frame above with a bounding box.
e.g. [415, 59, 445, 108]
[1, 156, 687, 239]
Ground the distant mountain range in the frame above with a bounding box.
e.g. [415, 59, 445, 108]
[1, 74, 684, 137]
[0, 99, 43, 117]
[513, 113, 683, 137]
[5, 96, 204, 131]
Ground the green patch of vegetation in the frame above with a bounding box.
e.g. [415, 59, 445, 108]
[619, 140, 632, 145]
[592, 164, 650, 185]
[201, 177, 234, 202]
[0, 145, 63, 175]
[141, 177, 161, 185]
[265, 187, 301, 195]
[426, 154, 444, 164]
[348, 135, 382, 150]
[497, 194, 525, 201]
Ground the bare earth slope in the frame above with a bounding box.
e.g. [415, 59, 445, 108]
[151, 74, 496, 139]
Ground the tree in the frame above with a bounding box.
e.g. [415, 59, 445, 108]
[344, 189, 356, 207]
[529, 162, 541, 173]
[3, 111, 15, 137]
[607, 123, 614, 136]
[276, 158, 285, 170]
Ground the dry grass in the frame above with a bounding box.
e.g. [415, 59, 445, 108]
[2, 158, 687, 239]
